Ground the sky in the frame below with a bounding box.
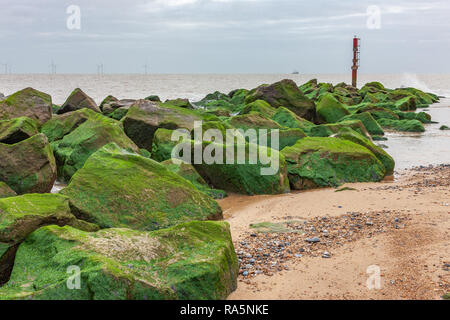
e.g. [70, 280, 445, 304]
[0, 0, 449, 74]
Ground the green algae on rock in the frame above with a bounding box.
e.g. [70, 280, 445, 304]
[334, 128, 395, 176]
[0, 134, 57, 195]
[0, 87, 52, 125]
[341, 111, 384, 136]
[122, 99, 214, 152]
[57, 88, 101, 114]
[270, 107, 315, 133]
[245, 79, 316, 121]
[0, 117, 39, 144]
[61, 143, 222, 231]
[240, 100, 277, 118]
[377, 118, 425, 133]
[281, 137, 386, 190]
[0, 221, 238, 300]
[162, 160, 227, 199]
[0, 193, 98, 285]
[46, 110, 139, 181]
[0, 183, 16, 199]
[315, 93, 351, 124]
[308, 120, 370, 138]
[191, 141, 290, 195]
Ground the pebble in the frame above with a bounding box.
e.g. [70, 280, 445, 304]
[306, 237, 321, 243]
[322, 252, 331, 258]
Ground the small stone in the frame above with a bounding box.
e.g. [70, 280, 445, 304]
[306, 237, 321, 243]
[294, 254, 303, 258]
[243, 271, 249, 276]
[322, 252, 330, 258]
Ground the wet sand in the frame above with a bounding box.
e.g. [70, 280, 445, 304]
[220, 165, 450, 300]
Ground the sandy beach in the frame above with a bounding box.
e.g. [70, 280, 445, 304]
[221, 165, 450, 300]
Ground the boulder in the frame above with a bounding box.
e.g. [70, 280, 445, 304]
[334, 128, 395, 176]
[102, 99, 135, 116]
[281, 137, 386, 189]
[162, 159, 227, 199]
[245, 79, 316, 121]
[341, 112, 384, 136]
[122, 100, 214, 151]
[315, 93, 351, 124]
[0, 182, 16, 199]
[192, 141, 290, 195]
[57, 88, 101, 114]
[394, 111, 431, 124]
[0, 117, 39, 144]
[270, 107, 315, 133]
[151, 128, 178, 162]
[99, 95, 118, 111]
[377, 118, 425, 132]
[165, 98, 194, 109]
[0, 221, 238, 300]
[145, 95, 161, 102]
[0, 87, 52, 125]
[0, 134, 57, 194]
[394, 96, 416, 111]
[240, 100, 277, 118]
[45, 110, 139, 181]
[0, 193, 97, 285]
[308, 120, 370, 138]
[354, 105, 399, 121]
[60, 143, 222, 231]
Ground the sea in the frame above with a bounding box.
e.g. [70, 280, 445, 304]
[1, 73, 449, 171]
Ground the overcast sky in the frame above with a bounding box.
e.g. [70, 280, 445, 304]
[0, 0, 449, 74]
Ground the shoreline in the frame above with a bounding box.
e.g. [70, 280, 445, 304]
[220, 164, 450, 300]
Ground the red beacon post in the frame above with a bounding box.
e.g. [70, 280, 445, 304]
[352, 36, 360, 88]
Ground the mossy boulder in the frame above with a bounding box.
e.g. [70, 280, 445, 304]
[145, 95, 161, 102]
[377, 118, 425, 132]
[394, 96, 416, 111]
[270, 107, 315, 133]
[0, 182, 16, 199]
[165, 98, 194, 109]
[394, 111, 431, 124]
[440, 125, 450, 130]
[99, 95, 118, 111]
[57, 88, 101, 114]
[245, 79, 316, 121]
[281, 137, 386, 190]
[45, 110, 139, 181]
[191, 141, 290, 195]
[309, 120, 370, 138]
[316, 93, 351, 123]
[341, 112, 384, 136]
[0, 221, 238, 300]
[240, 100, 277, 118]
[162, 160, 227, 199]
[41, 108, 99, 142]
[121, 100, 211, 152]
[0, 87, 52, 125]
[102, 99, 136, 117]
[0, 134, 57, 194]
[151, 128, 178, 162]
[335, 128, 395, 176]
[0, 117, 39, 144]
[228, 112, 281, 131]
[61, 143, 222, 231]
[354, 105, 399, 121]
[0, 193, 98, 285]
